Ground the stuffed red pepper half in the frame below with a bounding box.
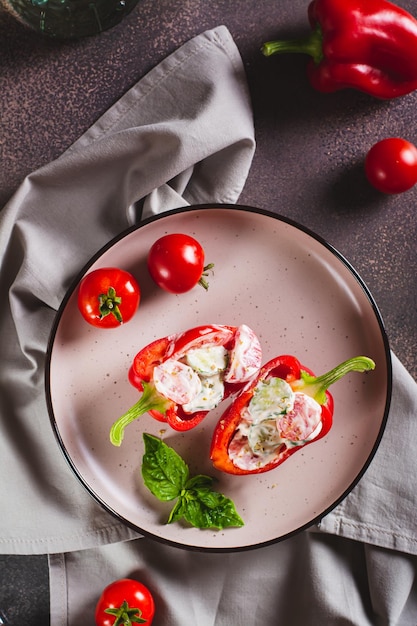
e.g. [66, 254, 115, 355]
[210, 354, 375, 475]
[110, 324, 262, 445]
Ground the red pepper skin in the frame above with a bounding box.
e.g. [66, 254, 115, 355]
[128, 325, 243, 431]
[307, 0, 417, 98]
[210, 355, 333, 476]
[262, 0, 417, 99]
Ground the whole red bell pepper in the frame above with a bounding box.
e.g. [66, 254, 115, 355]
[262, 0, 417, 99]
[210, 354, 375, 475]
[110, 324, 262, 445]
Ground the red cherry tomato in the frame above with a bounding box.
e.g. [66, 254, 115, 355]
[365, 137, 417, 194]
[95, 578, 155, 626]
[78, 267, 140, 328]
[147, 233, 211, 293]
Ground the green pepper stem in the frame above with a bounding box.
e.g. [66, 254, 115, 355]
[110, 382, 170, 446]
[292, 356, 376, 405]
[261, 25, 324, 65]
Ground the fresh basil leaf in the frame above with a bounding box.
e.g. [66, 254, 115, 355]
[142, 433, 188, 501]
[181, 489, 244, 530]
[142, 434, 244, 529]
[167, 498, 186, 524]
[185, 474, 214, 490]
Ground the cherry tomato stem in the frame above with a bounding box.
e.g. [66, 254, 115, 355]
[198, 263, 215, 290]
[98, 286, 123, 322]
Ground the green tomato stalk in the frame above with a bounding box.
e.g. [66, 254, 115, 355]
[98, 286, 123, 322]
[104, 600, 147, 625]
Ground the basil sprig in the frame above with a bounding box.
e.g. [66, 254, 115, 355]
[142, 433, 244, 530]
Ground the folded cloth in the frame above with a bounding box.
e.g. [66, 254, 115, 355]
[317, 352, 417, 556]
[0, 25, 255, 556]
[49, 530, 417, 626]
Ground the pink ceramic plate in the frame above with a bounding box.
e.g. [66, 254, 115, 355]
[46, 205, 391, 551]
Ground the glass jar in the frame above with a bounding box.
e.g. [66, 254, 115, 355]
[3, 0, 141, 38]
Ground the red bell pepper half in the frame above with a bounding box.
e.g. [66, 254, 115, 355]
[110, 324, 262, 445]
[210, 354, 375, 475]
[262, 0, 417, 99]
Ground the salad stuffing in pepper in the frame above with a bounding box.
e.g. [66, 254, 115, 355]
[110, 324, 262, 445]
[210, 354, 375, 475]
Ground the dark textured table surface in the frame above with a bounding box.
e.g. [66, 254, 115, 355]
[1, 0, 416, 624]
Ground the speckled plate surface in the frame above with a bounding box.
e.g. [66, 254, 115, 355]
[46, 205, 391, 551]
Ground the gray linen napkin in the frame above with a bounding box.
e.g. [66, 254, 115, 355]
[0, 25, 255, 555]
[318, 351, 417, 556]
[49, 526, 417, 625]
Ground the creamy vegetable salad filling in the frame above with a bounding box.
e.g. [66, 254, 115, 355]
[153, 324, 262, 413]
[229, 378, 322, 471]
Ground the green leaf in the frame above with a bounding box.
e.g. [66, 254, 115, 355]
[185, 474, 214, 490]
[142, 434, 244, 530]
[167, 498, 186, 524]
[181, 489, 244, 530]
[142, 433, 189, 501]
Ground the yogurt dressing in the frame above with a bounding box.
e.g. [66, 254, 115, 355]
[152, 324, 262, 414]
[229, 378, 323, 471]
